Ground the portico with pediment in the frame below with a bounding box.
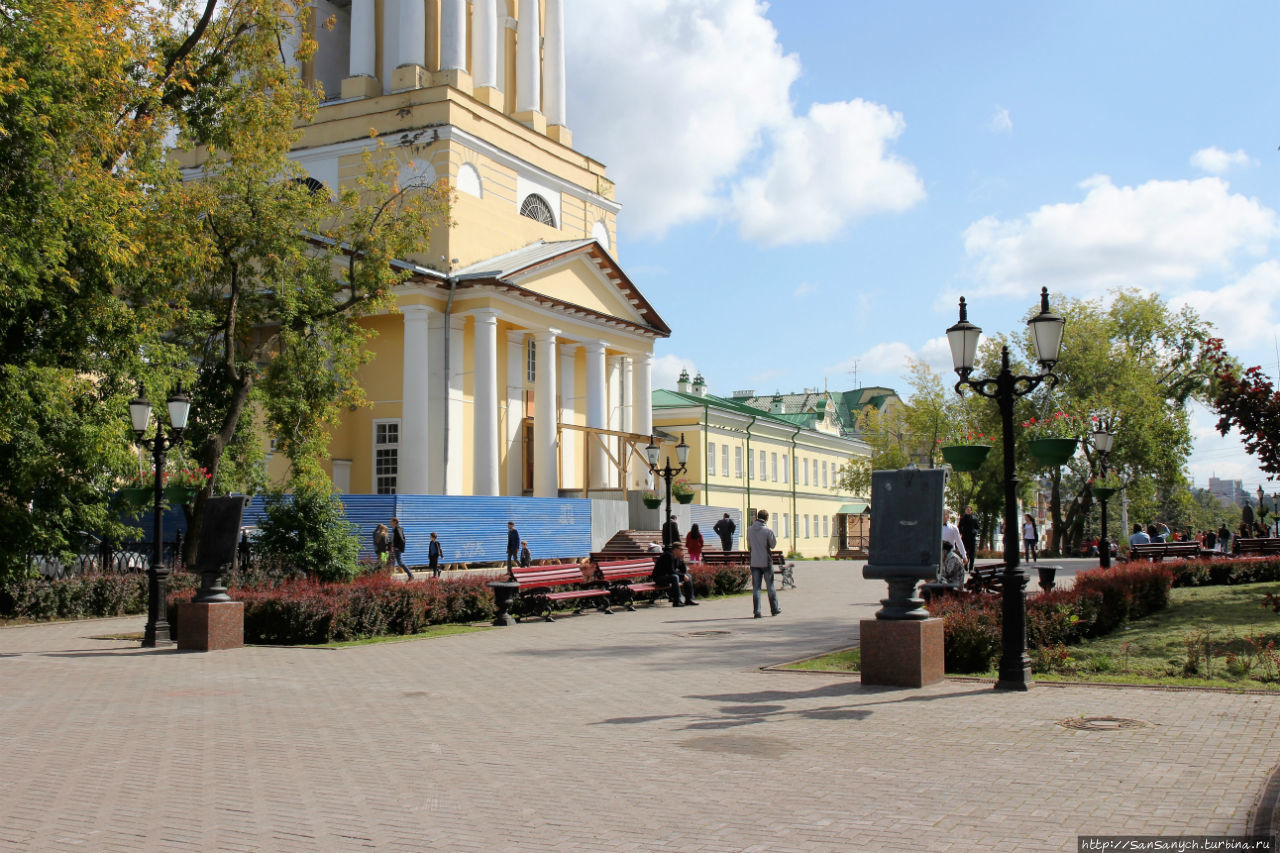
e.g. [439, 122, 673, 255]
[276, 1, 669, 497]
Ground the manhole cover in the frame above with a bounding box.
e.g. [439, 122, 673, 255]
[683, 630, 732, 637]
[1057, 716, 1150, 731]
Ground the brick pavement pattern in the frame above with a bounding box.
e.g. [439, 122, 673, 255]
[1, 560, 1277, 852]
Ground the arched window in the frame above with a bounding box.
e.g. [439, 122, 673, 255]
[457, 163, 482, 198]
[519, 193, 555, 227]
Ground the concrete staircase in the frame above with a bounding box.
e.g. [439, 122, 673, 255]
[590, 528, 728, 562]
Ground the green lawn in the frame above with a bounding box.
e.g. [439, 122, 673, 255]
[783, 582, 1280, 691]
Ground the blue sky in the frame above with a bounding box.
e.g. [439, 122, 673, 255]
[564, 0, 1279, 490]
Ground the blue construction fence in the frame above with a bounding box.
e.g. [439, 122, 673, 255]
[123, 494, 596, 566]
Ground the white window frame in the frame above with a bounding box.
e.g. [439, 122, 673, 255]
[771, 452, 778, 482]
[722, 445, 729, 478]
[783, 513, 790, 537]
[735, 446, 743, 478]
[813, 459, 819, 486]
[707, 441, 717, 476]
[804, 515, 810, 538]
[527, 339, 536, 383]
[759, 450, 766, 482]
[782, 454, 788, 484]
[823, 515, 830, 538]
[822, 461, 828, 488]
[373, 418, 401, 495]
[803, 458, 809, 486]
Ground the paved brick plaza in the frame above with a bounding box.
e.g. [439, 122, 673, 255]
[2, 561, 1277, 852]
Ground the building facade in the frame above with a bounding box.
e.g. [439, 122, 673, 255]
[236, 1, 670, 497]
[652, 373, 871, 559]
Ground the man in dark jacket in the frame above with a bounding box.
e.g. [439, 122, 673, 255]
[653, 543, 697, 607]
[391, 518, 412, 580]
[506, 521, 520, 569]
[713, 513, 735, 551]
[958, 506, 979, 572]
[428, 532, 443, 578]
[662, 514, 680, 548]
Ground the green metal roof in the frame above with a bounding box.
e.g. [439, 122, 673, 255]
[838, 501, 870, 514]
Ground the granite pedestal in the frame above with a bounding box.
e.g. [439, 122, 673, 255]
[177, 601, 244, 651]
[859, 617, 944, 687]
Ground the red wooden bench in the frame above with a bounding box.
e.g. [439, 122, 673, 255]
[701, 550, 794, 589]
[964, 563, 1006, 594]
[1232, 537, 1280, 556]
[594, 556, 668, 610]
[1128, 542, 1201, 562]
[509, 564, 612, 622]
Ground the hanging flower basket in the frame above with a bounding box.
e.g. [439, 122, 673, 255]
[163, 485, 199, 506]
[118, 487, 152, 509]
[675, 492, 694, 504]
[940, 444, 991, 472]
[1028, 437, 1078, 467]
[1091, 486, 1117, 501]
[642, 497, 662, 509]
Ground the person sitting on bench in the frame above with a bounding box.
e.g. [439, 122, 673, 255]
[653, 543, 698, 607]
[939, 540, 966, 587]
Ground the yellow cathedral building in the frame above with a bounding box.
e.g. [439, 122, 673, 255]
[273, 0, 669, 499]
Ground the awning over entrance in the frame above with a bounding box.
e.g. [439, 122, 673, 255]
[837, 501, 870, 515]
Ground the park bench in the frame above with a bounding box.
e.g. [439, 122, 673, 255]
[594, 556, 669, 610]
[1232, 538, 1280, 556]
[509, 564, 612, 622]
[964, 563, 1006, 594]
[1128, 542, 1201, 562]
[701, 550, 795, 589]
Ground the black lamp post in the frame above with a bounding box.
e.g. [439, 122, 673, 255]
[946, 287, 1065, 691]
[645, 433, 689, 546]
[1091, 418, 1115, 569]
[128, 382, 191, 648]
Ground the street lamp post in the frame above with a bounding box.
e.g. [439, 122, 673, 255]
[645, 433, 690, 546]
[946, 287, 1065, 691]
[1091, 418, 1115, 569]
[128, 383, 191, 648]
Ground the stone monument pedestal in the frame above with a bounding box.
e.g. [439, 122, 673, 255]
[177, 601, 244, 651]
[859, 617, 944, 687]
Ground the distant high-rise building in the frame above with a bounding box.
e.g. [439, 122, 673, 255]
[1208, 477, 1245, 507]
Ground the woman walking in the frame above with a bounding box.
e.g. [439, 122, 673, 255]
[1022, 513, 1038, 563]
[373, 523, 390, 565]
[685, 524, 704, 563]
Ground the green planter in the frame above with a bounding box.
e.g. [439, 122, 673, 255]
[163, 485, 198, 506]
[1092, 486, 1118, 501]
[940, 444, 991, 472]
[675, 492, 694, 504]
[118, 486, 152, 509]
[642, 497, 662, 509]
[1027, 437, 1078, 467]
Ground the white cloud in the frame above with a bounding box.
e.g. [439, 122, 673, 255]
[1175, 260, 1280, 349]
[963, 174, 1280, 298]
[731, 99, 926, 245]
[652, 354, 697, 392]
[793, 282, 816, 298]
[826, 336, 953, 389]
[988, 105, 1012, 134]
[566, 0, 922, 243]
[1190, 146, 1256, 175]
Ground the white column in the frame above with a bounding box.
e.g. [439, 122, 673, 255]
[472, 0, 499, 89]
[440, 0, 467, 72]
[515, 0, 541, 114]
[543, 0, 566, 126]
[427, 310, 446, 493]
[446, 314, 465, 494]
[631, 352, 653, 490]
[606, 355, 623, 487]
[348, 0, 376, 78]
[621, 355, 634, 434]
[506, 329, 527, 496]
[398, 0, 426, 68]
[559, 343, 579, 492]
[400, 306, 432, 494]
[533, 328, 560, 497]
[584, 340, 607, 489]
[473, 309, 500, 496]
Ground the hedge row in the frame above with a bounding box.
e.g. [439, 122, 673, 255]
[0, 572, 198, 622]
[1165, 556, 1280, 587]
[927, 563, 1175, 673]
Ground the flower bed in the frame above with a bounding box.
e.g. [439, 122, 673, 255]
[167, 572, 500, 645]
[926, 563, 1174, 673]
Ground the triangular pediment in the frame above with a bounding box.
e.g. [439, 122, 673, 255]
[452, 240, 670, 335]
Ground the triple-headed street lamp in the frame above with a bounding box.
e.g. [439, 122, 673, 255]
[1091, 418, 1116, 569]
[947, 287, 1066, 691]
[128, 383, 191, 648]
[645, 433, 690, 546]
